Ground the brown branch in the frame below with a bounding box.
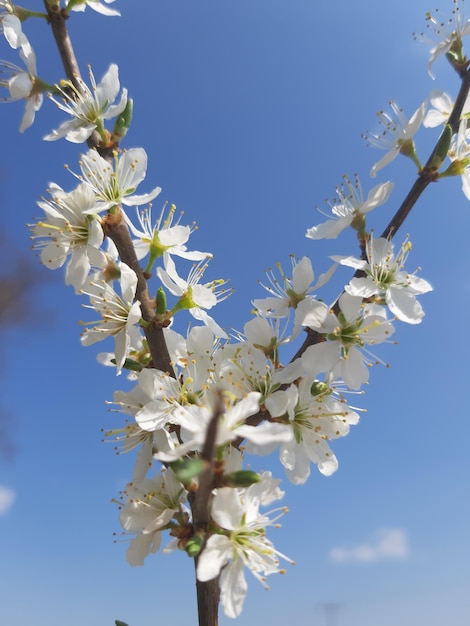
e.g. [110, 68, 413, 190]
[381, 67, 470, 239]
[189, 393, 224, 626]
[104, 212, 174, 375]
[43, 2, 83, 91]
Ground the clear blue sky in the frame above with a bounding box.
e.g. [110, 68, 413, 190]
[1, 1, 469, 625]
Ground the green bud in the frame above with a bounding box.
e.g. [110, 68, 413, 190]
[429, 124, 452, 171]
[156, 287, 167, 315]
[223, 470, 261, 487]
[110, 357, 144, 372]
[185, 534, 204, 558]
[311, 381, 331, 397]
[170, 457, 205, 484]
[110, 98, 133, 144]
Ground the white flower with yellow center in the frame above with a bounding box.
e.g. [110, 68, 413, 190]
[72, 148, 162, 213]
[300, 293, 395, 390]
[80, 263, 141, 374]
[45, 64, 128, 143]
[157, 255, 230, 338]
[197, 473, 293, 619]
[332, 236, 432, 324]
[306, 176, 393, 239]
[31, 182, 105, 290]
[364, 101, 427, 178]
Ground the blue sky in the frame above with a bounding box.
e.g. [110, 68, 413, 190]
[1, 1, 470, 625]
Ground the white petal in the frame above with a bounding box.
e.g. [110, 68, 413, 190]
[306, 216, 351, 239]
[196, 534, 232, 581]
[386, 286, 424, 324]
[219, 560, 247, 619]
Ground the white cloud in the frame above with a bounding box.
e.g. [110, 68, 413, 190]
[329, 528, 410, 564]
[0, 485, 16, 515]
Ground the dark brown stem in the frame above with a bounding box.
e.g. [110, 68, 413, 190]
[43, 3, 83, 91]
[104, 212, 174, 375]
[194, 575, 220, 626]
[189, 394, 224, 626]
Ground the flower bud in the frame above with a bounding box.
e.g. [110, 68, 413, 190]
[156, 287, 167, 315]
[170, 457, 205, 484]
[110, 98, 133, 144]
[428, 124, 452, 172]
[223, 470, 261, 487]
[185, 534, 204, 558]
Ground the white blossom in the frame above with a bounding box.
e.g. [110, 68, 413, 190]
[125, 201, 211, 270]
[197, 474, 293, 618]
[306, 176, 393, 239]
[31, 182, 106, 290]
[72, 148, 162, 213]
[0, 36, 43, 130]
[256, 377, 360, 484]
[418, 1, 470, 78]
[364, 101, 427, 178]
[66, 0, 120, 17]
[253, 256, 336, 337]
[157, 255, 230, 338]
[300, 293, 395, 390]
[44, 64, 128, 143]
[80, 263, 142, 374]
[119, 469, 186, 566]
[332, 236, 432, 324]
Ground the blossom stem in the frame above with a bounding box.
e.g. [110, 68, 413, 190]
[104, 210, 175, 376]
[381, 67, 470, 240]
[190, 392, 224, 626]
[43, 1, 83, 94]
[42, 1, 104, 152]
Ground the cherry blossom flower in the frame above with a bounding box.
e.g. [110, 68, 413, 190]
[80, 263, 142, 374]
[424, 90, 454, 127]
[125, 201, 211, 272]
[306, 176, 393, 240]
[71, 148, 162, 213]
[0, 37, 43, 131]
[197, 473, 293, 618]
[252, 256, 336, 337]
[154, 389, 291, 462]
[217, 341, 282, 403]
[157, 255, 230, 338]
[332, 236, 432, 324]
[66, 0, 120, 17]
[119, 469, 186, 566]
[417, 1, 470, 78]
[252, 377, 360, 484]
[44, 64, 128, 143]
[300, 293, 395, 390]
[364, 100, 427, 178]
[31, 182, 106, 290]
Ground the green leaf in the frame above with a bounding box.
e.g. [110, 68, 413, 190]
[170, 457, 205, 483]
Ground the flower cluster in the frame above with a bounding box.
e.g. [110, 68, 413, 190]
[12, 0, 470, 621]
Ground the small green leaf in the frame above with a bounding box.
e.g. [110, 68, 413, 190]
[170, 457, 205, 483]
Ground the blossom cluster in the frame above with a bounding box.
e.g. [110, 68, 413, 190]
[4, 0, 469, 620]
